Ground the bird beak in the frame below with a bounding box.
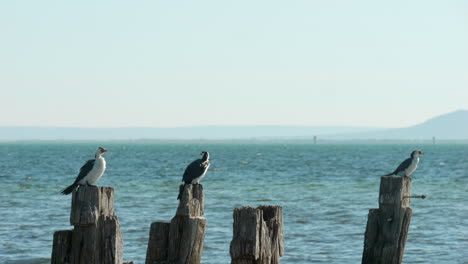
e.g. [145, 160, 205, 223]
[102, 149, 108, 153]
[420, 152, 424, 155]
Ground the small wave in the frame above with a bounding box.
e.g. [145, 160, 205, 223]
[249, 199, 272, 202]
[5, 258, 50, 264]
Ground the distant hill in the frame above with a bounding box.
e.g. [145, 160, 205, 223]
[328, 110, 468, 140]
[1, 110, 466, 141]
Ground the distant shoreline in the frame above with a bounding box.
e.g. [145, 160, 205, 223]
[2, 110, 468, 141]
[1, 139, 468, 144]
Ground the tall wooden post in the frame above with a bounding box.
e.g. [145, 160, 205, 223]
[146, 184, 206, 264]
[230, 205, 284, 264]
[52, 186, 123, 264]
[362, 176, 413, 264]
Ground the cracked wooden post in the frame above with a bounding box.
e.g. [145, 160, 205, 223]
[230, 205, 284, 264]
[51, 186, 123, 264]
[51, 230, 73, 264]
[362, 176, 413, 264]
[146, 184, 206, 264]
[145, 222, 170, 264]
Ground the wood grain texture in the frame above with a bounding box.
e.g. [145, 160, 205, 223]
[362, 176, 413, 264]
[145, 222, 170, 264]
[52, 186, 122, 264]
[70, 186, 115, 226]
[146, 184, 206, 264]
[230, 206, 284, 264]
[51, 230, 73, 264]
[176, 184, 204, 217]
[378, 176, 412, 209]
[259, 206, 284, 264]
[168, 216, 207, 264]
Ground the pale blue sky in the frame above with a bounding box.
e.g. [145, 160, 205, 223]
[1, 0, 467, 128]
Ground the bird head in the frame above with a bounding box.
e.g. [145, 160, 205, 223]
[411, 150, 424, 157]
[96, 147, 108, 157]
[200, 151, 209, 160]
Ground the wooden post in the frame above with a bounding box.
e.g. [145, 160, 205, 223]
[145, 222, 170, 264]
[51, 230, 73, 264]
[362, 176, 413, 264]
[230, 205, 284, 264]
[146, 184, 206, 264]
[51, 186, 123, 264]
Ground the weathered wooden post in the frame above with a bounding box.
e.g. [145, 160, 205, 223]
[230, 205, 284, 264]
[362, 176, 416, 264]
[51, 186, 123, 264]
[146, 184, 206, 264]
[51, 230, 73, 264]
[145, 222, 170, 263]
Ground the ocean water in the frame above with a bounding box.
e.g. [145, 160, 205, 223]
[0, 142, 467, 264]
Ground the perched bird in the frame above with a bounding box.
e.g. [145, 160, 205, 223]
[177, 151, 210, 200]
[61, 147, 108, 195]
[383, 150, 424, 177]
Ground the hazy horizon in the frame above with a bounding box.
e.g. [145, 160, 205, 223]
[0, 109, 466, 129]
[1, 109, 467, 141]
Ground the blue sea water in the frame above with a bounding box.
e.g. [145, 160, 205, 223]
[0, 142, 467, 264]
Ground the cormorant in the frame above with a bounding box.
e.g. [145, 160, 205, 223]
[383, 150, 424, 177]
[61, 147, 108, 195]
[177, 151, 210, 199]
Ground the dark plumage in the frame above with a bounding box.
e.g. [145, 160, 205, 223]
[177, 151, 210, 200]
[61, 160, 95, 194]
[383, 150, 424, 177]
[61, 147, 108, 195]
[383, 158, 411, 177]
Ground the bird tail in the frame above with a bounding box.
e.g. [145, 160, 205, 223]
[382, 172, 395, 177]
[61, 183, 78, 195]
[177, 184, 187, 200]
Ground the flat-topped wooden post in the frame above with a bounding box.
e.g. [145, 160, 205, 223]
[230, 205, 284, 264]
[362, 176, 413, 264]
[146, 184, 206, 264]
[51, 230, 73, 264]
[51, 186, 123, 264]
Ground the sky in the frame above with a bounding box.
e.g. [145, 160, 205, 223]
[1, 0, 467, 128]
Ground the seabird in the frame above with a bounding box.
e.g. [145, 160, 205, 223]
[383, 150, 424, 177]
[61, 147, 108, 195]
[177, 151, 210, 200]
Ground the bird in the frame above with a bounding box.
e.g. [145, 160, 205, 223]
[177, 151, 210, 200]
[61, 147, 108, 195]
[383, 150, 424, 177]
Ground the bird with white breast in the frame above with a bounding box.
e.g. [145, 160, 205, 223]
[177, 151, 210, 200]
[383, 150, 424, 177]
[61, 147, 108, 195]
